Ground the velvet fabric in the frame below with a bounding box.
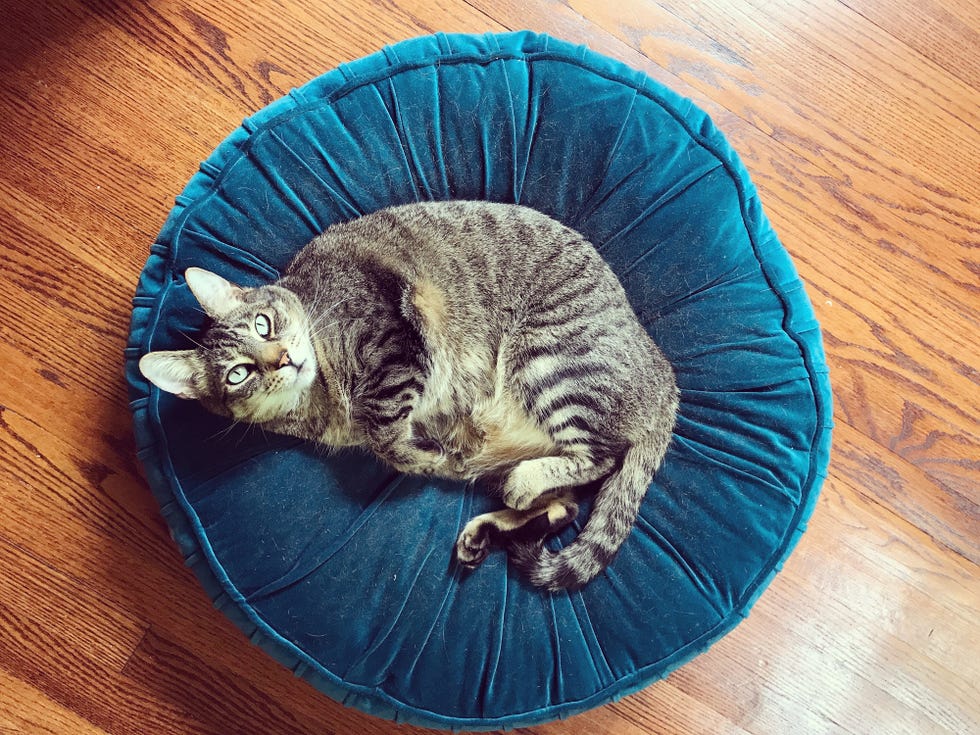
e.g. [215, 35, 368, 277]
[126, 31, 832, 730]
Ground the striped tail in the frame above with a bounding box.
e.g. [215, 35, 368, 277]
[509, 433, 670, 591]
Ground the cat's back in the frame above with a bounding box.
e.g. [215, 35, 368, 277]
[286, 201, 630, 356]
[295, 201, 593, 291]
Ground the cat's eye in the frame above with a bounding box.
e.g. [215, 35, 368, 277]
[255, 313, 272, 338]
[226, 364, 254, 385]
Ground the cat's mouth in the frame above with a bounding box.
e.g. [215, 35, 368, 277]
[291, 358, 314, 385]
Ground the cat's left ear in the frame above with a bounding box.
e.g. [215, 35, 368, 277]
[139, 350, 205, 399]
[185, 267, 244, 318]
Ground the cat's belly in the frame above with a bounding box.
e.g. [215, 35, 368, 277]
[455, 390, 557, 477]
[414, 336, 556, 477]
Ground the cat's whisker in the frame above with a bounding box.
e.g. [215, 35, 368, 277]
[309, 294, 353, 322]
[306, 297, 355, 340]
[308, 318, 346, 341]
[234, 420, 258, 449]
[207, 420, 242, 443]
[177, 329, 215, 353]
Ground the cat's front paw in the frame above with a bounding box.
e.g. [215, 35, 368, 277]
[455, 522, 491, 569]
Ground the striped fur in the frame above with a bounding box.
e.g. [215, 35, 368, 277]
[140, 201, 678, 591]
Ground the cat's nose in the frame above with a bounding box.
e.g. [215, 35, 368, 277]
[277, 350, 291, 369]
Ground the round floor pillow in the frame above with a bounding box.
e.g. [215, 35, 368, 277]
[126, 31, 832, 730]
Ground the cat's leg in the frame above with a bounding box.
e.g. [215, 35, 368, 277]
[500, 453, 614, 511]
[455, 492, 579, 568]
[367, 418, 452, 476]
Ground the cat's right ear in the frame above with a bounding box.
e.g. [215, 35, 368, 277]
[139, 350, 204, 400]
[185, 267, 244, 318]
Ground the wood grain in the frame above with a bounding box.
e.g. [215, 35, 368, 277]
[0, 0, 977, 733]
[0, 668, 110, 735]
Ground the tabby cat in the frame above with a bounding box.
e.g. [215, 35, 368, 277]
[140, 201, 678, 590]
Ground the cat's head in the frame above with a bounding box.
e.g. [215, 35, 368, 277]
[139, 268, 318, 423]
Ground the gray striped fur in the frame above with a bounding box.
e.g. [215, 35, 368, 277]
[140, 201, 678, 591]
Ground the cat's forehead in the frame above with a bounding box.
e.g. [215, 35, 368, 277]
[241, 284, 290, 306]
[200, 320, 251, 351]
[198, 285, 297, 346]
[213, 284, 294, 317]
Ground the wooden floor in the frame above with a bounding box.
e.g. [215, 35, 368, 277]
[0, 0, 977, 733]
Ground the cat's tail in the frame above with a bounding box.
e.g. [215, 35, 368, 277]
[509, 429, 672, 592]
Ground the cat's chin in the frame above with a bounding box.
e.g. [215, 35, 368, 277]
[244, 384, 307, 423]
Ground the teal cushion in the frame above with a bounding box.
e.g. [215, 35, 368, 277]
[126, 31, 832, 730]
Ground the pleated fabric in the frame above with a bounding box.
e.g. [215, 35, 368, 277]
[127, 31, 832, 730]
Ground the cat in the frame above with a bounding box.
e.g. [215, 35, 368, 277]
[140, 200, 679, 591]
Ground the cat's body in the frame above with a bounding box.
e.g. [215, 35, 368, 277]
[140, 201, 678, 590]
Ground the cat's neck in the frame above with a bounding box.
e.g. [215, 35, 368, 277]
[256, 347, 363, 448]
[309, 337, 363, 446]
[277, 269, 399, 447]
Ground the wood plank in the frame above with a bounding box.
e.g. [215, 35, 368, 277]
[0, 668, 110, 735]
[741, 0, 977, 128]
[630, 0, 978, 195]
[831, 421, 977, 564]
[0, 540, 147, 732]
[0, 540, 145, 677]
[0, 0, 509, 288]
[0, 404, 165, 565]
[838, 0, 980, 90]
[769, 510, 977, 733]
[0, 0, 977, 732]
[752, 159, 979, 508]
[602, 683, 754, 735]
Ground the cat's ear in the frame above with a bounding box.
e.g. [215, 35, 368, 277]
[139, 350, 205, 399]
[185, 267, 244, 318]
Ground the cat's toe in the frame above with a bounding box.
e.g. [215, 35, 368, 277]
[455, 526, 490, 568]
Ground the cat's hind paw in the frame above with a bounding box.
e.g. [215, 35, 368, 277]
[454, 522, 491, 569]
